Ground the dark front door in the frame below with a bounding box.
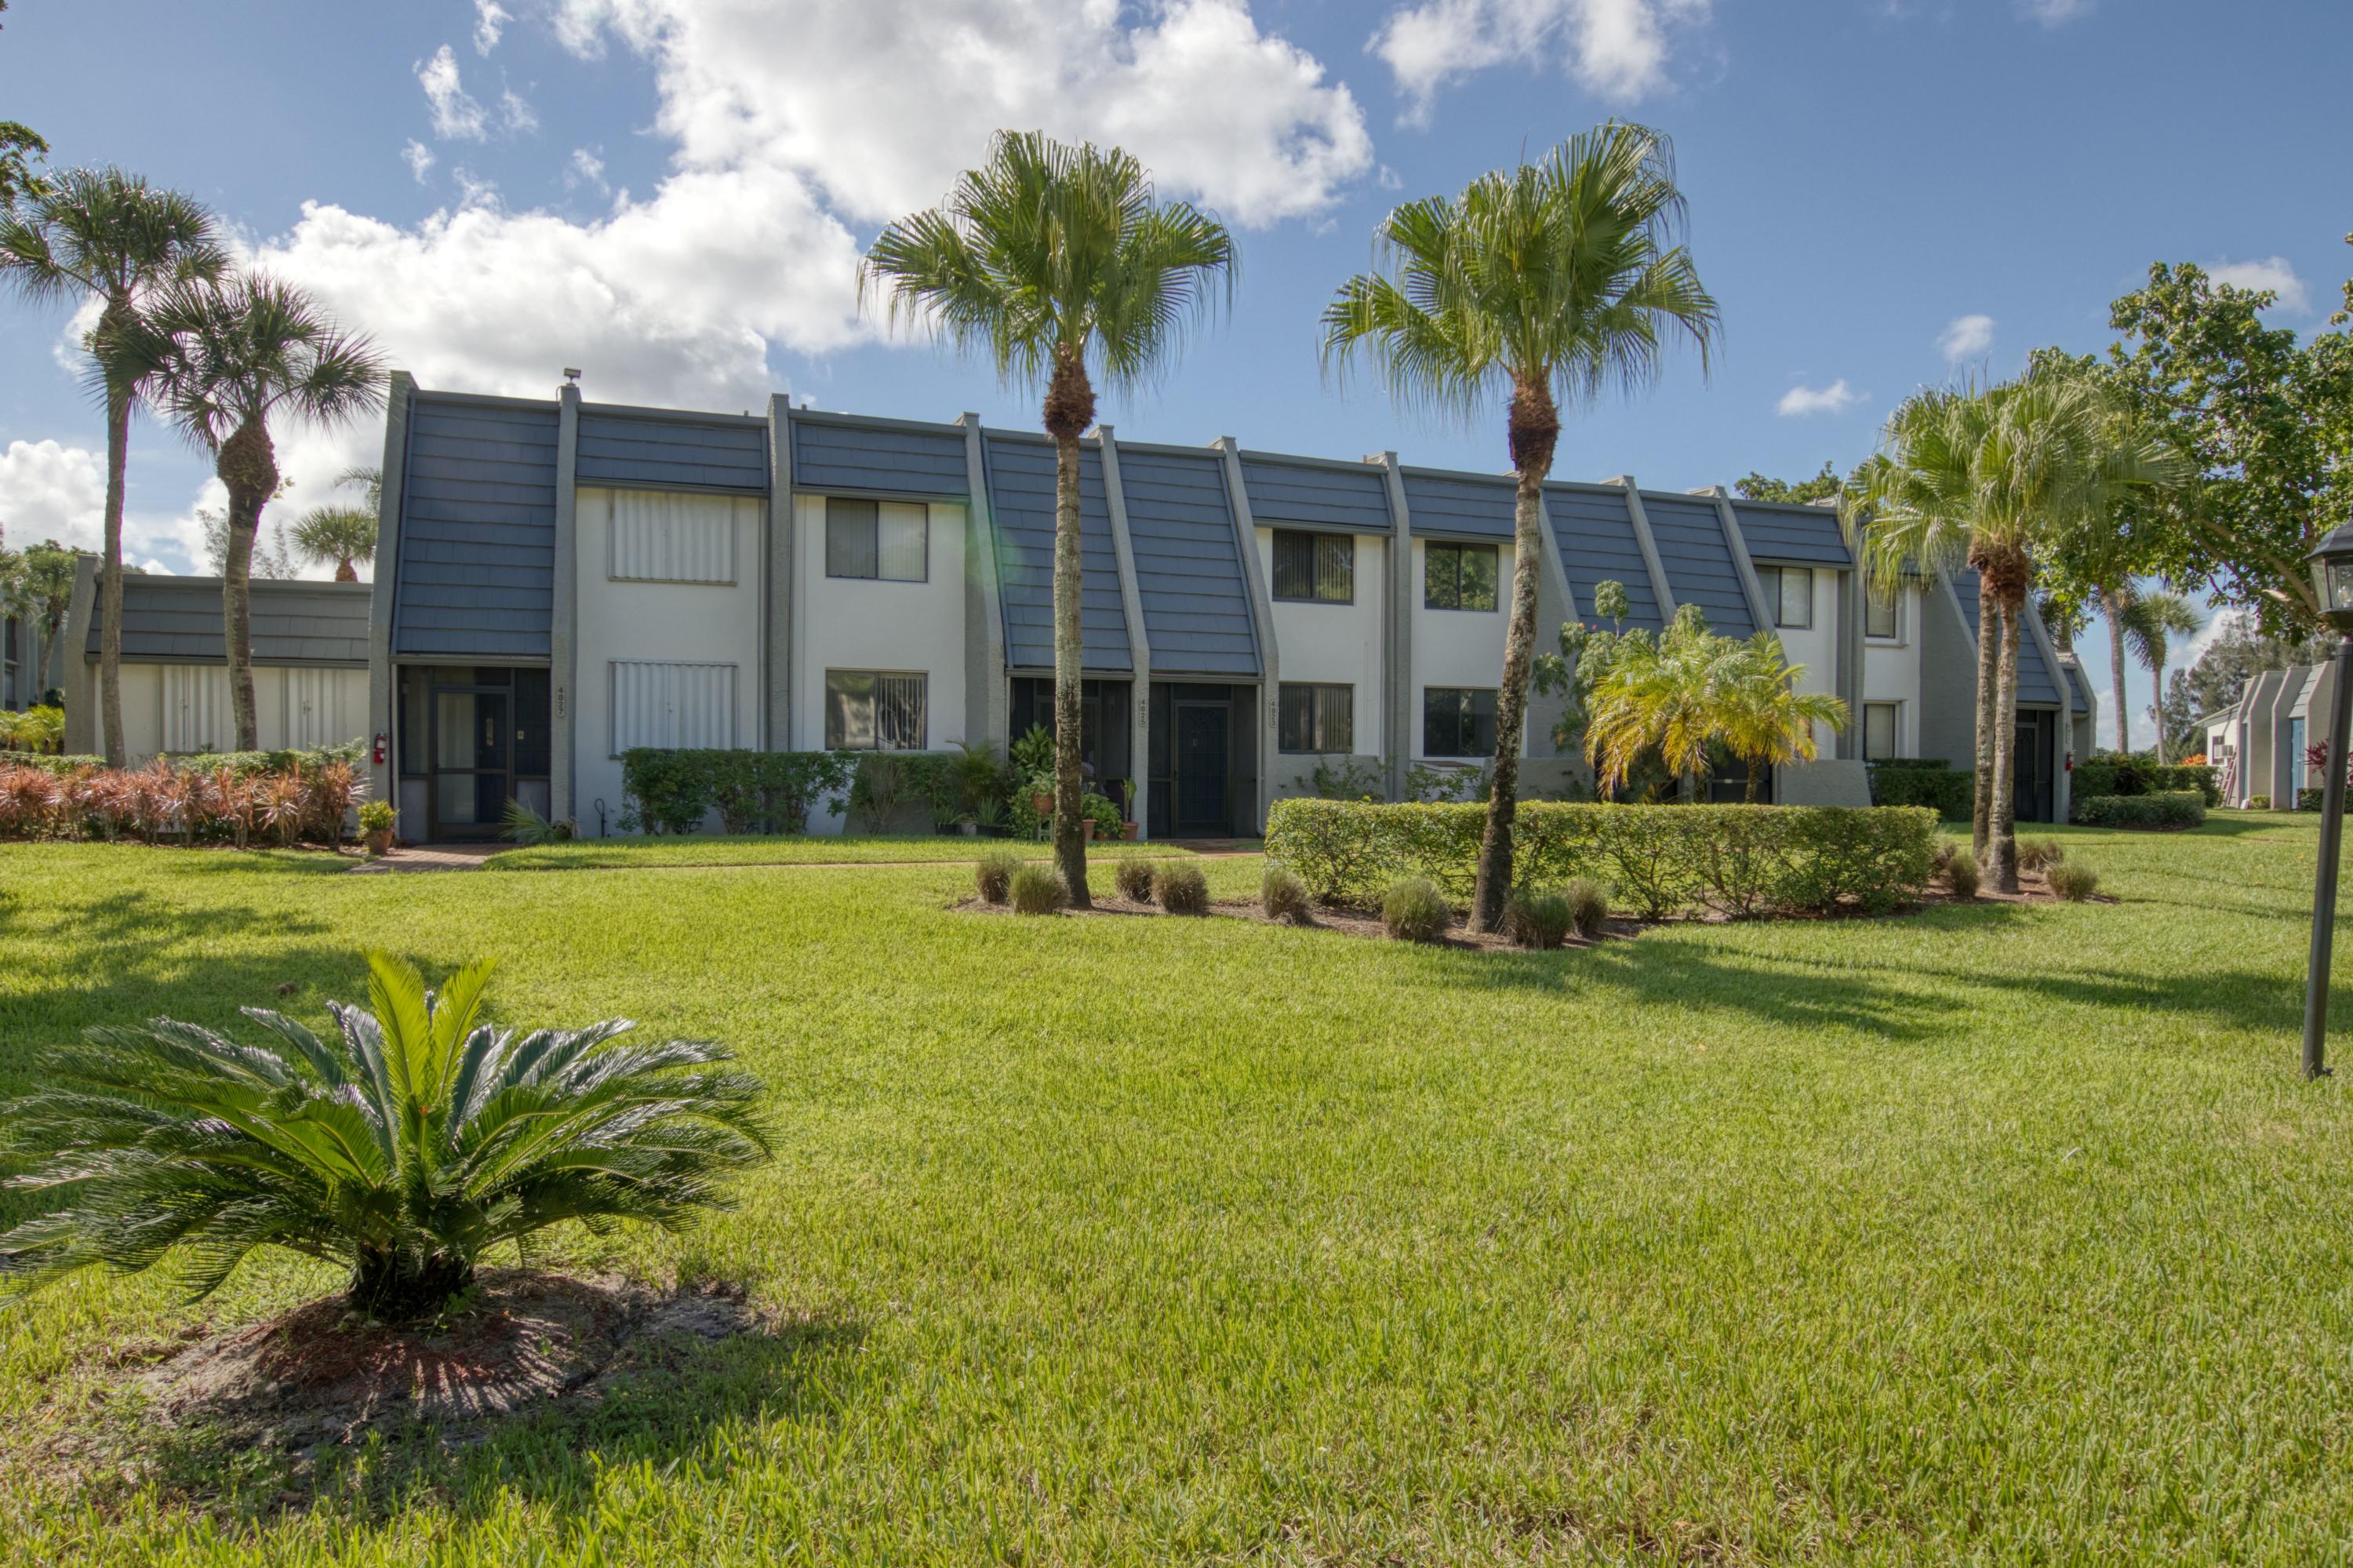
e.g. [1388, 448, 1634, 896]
[2013, 709, 2056, 824]
[1174, 701, 1230, 835]
[431, 686, 513, 840]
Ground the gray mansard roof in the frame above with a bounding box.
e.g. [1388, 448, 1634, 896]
[86, 573, 370, 667]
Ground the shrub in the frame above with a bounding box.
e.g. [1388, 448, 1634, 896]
[1155, 861, 1210, 915]
[1115, 857, 1156, 901]
[2301, 786, 2324, 812]
[1562, 878, 1611, 938]
[0, 952, 770, 1320]
[1944, 848, 1980, 900]
[2049, 861, 2100, 901]
[2071, 755, 2220, 810]
[1868, 759, 1972, 819]
[1009, 863, 1067, 915]
[1260, 865, 1314, 924]
[1307, 755, 1383, 801]
[1265, 799, 1937, 922]
[2249, 794, 2271, 810]
[622, 749, 853, 836]
[975, 850, 1020, 904]
[1382, 877, 1451, 943]
[0, 757, 365, 847]
[2017, 838, 2064, 873]
[1504, 889, 1574, 950]
[2073, 791, 2205, 830]
[502, 798, 573, 846]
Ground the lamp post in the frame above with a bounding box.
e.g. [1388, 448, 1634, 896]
[2299, 519, 2353, 1079]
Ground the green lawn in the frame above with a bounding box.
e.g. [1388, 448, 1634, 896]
[3, 817, 2351, 1563]
[485, 832, 1239, 871]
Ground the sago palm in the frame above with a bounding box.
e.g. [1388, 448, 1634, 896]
[2120, 589, 2201, 762]
[1717, 633, 1850, 802]
[1323, 122, 1718, 932]
[0, 168, 223, 766]
[122, 273, 385, 749]
[0, 952, 773, 1320]
[861, 132, 1235, 907]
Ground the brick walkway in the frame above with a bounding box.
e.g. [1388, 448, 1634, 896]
[344, 842, 509, 874]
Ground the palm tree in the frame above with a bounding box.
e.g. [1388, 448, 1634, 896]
[1850, 372, 2181, 890]
[862, 132, 1234, 907]
[291, 505, 376, 581]
[0, 952, 773, 1320]
[1718, 632, 1850, 802]
[3, 539, 75, 700]
[125, 273, 384, 750]
[1584, 605, 1731, 796]
[2121, 590, 2201, 762]
[1322, 122, 1719, 933]
[2098, 584, 2137, 755]
[0, 168, 223, 766]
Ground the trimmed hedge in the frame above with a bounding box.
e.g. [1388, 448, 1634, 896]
[2071, 755, 2220, 808]
[1264, 799, 1939, 921]
[621, 750, 853, 835]
[1867, 759, 1971, 820]
[2073, 790, 2205, 830]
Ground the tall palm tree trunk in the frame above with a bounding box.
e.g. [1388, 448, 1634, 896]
[1471, 379, 1558, 933]
[218, 417, 278, 753]
[2149, 654, 2170, 764]
[2101, 586, 2130, 756]
[1989, 602, 2023, 893]
[98, 379, 131, 767]
[1972, 572, 1998, 860]
[1044, 347, 1093, 908]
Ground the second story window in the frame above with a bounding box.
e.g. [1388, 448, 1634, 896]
[1272, 529, 1355, 603]
[1865, 591, 1899, 640]
[1769, 566, 1813, 629]
[826, 497, 928, 582]
[1424, 542, 1499, 611]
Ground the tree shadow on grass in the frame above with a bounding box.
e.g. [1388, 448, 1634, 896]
[118, 1295, 867, 1530]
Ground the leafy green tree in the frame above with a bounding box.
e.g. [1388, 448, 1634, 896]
[2118, 590, 2201, 762]
[125, 273, 385, 749]
[1323, 123, 1719, 932]
[862, 133, 1234, 907]
[0, 168, 224, 766]
[2, 537, 75, 700]
[200, 508, 296, 580]
[0, 2, 45, 209]
[0, 952, 773, 1320]
[1734, 462, 1844, 504]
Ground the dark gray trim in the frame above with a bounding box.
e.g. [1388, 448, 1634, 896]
[577, 399, 766, 428]
[583, 475, 771, 499]
[1096, 425, 1154, 834]
[551, 381, 580, 823]
[60, 554, 98, 755]
[1611, 478, 1678, 620]
[1375, 451, 1413, 796]
[1216, 435, 1279, 828]
[789, 482, 973, 508]
[958, 413, 1009, 758]
[1703, 487, 1775, 635]
[409, 388, 559, 413]
[766, 395, 794, 750]
[367, 371, 414, 809]
[1837, 566, 1863, 761]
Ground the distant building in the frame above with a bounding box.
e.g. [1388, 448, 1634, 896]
[2202, 664, 2339, 807]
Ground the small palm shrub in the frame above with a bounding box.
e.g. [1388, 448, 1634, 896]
[1010, 862, 1067, 915]
[1945, 848, 1981, 900]
[975, 850, 1020, 904]
[0, 953, 771, 1321]
[502, 798, 573, 846]
[1260, 866, 1313, 924]
[1382, 877, 1450, 943]
[1503, 889, 1573, 950]
[1115, 857, 1156, 902]
[2018, 838, 2065, 873]
[1155, 862, 1209, 915]
[1562, 877, 1611, 939]
[2049, 861, 2100, 901]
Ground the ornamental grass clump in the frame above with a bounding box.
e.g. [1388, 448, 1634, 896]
[1945, 848, 1981, 900]
[0, 953, 772, 1322]
[975, 850, 1020, 904]
[2049, 861, 2100, 901]
[1382, 877, 1450, 944]
[1009, 863, 1067, 915]
[1115, 857, 1156, 902]
[1562, 877, 1611, 939]
[1154, 862, 1209, 915]
[2018, 838, 2065, 873]
[1503, 889, 1573, 950]
[1260, 866, 1313, 925]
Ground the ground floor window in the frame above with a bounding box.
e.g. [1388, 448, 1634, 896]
[1422, 686, 1497, 759]
[826, 670, 927, 751]
[1278, 682, 1354, 753]
[1864, 701, 1900, 761]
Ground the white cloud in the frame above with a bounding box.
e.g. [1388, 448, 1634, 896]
[547, 0, 1372, 227]
[2020, 0, 2092, 24]
[419, 45, 489, 140]
[1938, 312, 1995, 363]
[1777, 379, 1861, 417]
[475, 0, 513, 54]
[0, 439, 213, 572]
[2206, 256, 2309, 314]
[1371, 0, 1710, 122]
[500, 86, 539, 134]
[402, 140, 437, 183]
[566, 147, 610, 197]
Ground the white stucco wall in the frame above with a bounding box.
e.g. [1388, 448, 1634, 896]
[1766, 566, 1842, 759]
[573, 487, 766, 828]
[1409, 538, 1526, 763]
[1861, 584, 1926, 758]
[103, 661, 369, 764]
[791, 495, 968, 834]
[1257, 527, 1385, 762]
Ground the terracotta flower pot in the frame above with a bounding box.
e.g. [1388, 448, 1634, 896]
[1031, 791, 1052, 815]
[1082, 820, 1097, 842]
[364, 828, 393, 858]
[1122, 822, 1139, 841]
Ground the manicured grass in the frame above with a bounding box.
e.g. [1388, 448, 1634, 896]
[2, 817, 2352, 1562]
[484, 833, 1233, 871]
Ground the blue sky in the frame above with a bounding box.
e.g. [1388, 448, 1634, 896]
[3, 0, 2347, 744]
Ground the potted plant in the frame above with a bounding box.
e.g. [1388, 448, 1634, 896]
[1082, 791, 1122, 844]
[358, 799, 396, 857]
[1118, 778, 1140, 840]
